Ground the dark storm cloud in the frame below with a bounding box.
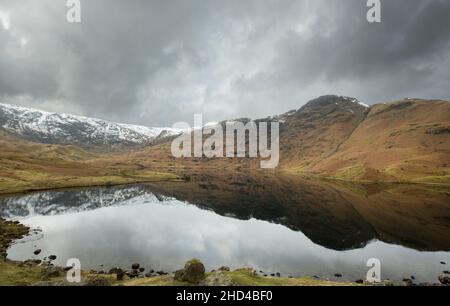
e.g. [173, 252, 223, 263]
[0, 0, 449, 126]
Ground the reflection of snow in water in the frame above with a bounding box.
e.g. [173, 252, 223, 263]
[6, 197, 450, 285]
[0, 186, 174, 218]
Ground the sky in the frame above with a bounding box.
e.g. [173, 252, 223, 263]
[0, 0, 449, 126]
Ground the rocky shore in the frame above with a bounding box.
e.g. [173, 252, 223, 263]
[1, 217, 449, 286]
[0, 218, 29, 260]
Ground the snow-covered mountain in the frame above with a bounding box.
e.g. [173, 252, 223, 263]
[0, 103, 183, 148]
[0, 96, 368, 149]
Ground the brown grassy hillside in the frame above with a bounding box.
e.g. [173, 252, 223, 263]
[0, 131, 179, 194]
[302, 99, 450, 183]
[119, 97, 450, 184]
[0, 97, 449, 193]
[279, 95, 368, 169]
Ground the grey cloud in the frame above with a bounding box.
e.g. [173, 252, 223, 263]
[0, 0, 449, 126]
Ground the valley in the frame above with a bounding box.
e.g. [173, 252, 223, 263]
[0, 95, 449, 287]
[2, 95, 449, 196]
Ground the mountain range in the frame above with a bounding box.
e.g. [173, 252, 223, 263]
[0, 103, 182, 149]
[122, 95, 449, 184]
[0, 95, 449, 194]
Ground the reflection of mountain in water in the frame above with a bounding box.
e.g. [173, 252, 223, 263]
[0, 186, 172, 218]
[146, 173, 450, 252]
[1, 173, 449, 252]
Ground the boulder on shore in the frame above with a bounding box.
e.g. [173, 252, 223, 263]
[174, 259, 206, 284]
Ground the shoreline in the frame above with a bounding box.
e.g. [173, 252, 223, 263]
[0, 217, 362, 286]
[1, 172, 449, 286]
[1, 168, 449, 197]
[1, 217, 448, 286]
[288, 169, 450, 187]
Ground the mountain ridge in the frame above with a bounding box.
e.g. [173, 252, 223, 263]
[293, 98, 450, 183]
[0, 102, 183, 149]
[0, 95, 449, 192]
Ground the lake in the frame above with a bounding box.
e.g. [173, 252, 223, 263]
[1, 173, 449, 284]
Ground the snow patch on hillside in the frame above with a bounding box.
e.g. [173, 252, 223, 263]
[0, 103, 183, 146]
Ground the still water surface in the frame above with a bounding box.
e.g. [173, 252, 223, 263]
[1, 174, 449, 283]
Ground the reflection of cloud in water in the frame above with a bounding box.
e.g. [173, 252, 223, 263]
[8, 199, 450, 284]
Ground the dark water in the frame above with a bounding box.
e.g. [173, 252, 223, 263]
[1, 173, 449, 284]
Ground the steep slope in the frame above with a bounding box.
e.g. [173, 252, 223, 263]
[279, 95, 369, 169]
[0, 96, 448, 187]
[0, 103, 182, 149]
[307, 99, 450, 183]
[111, 95, 449, 184]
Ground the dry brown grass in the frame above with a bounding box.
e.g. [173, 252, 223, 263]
[0, 132, 180, 195]
[306, 99, 450, 183]
[0, 99, 448, 196]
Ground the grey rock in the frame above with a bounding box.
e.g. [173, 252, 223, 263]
[174, 259, 206, 284]
[200, 271, 235, 286]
